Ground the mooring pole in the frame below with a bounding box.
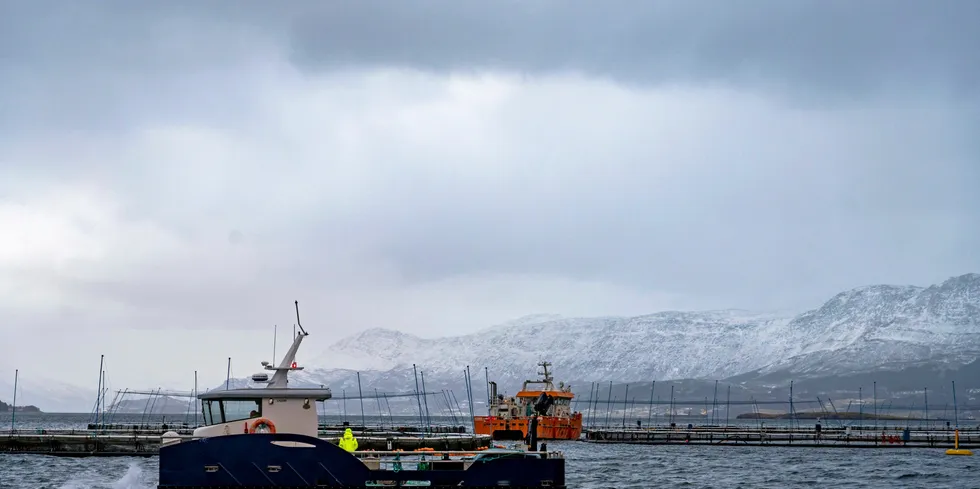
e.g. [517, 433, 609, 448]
[621, 384, 630, 428]
[952, 380, 960, 429]
[859, 386, 863, 422]
[11, 369, 18, 431]
[924, 387, 929, 429]
[604, 381, 613, 428]
[420, 370, 431, 431]
[790, 380, 795, 430]
[584, 382, 592, 428]
[374, 388, 384, 429]
[712, 380, 719, 425]
[101, 370, 107, 429]
[726, 385, 731, 427]
[356, 371, 366, 428]
[412, 364, 424, 429]
[94, 354, 104, 424]
[873, 381, 877, 431]
[465, 366, 476, 434]
[646, 381, 655, 427]
[194, 371, 198, 426]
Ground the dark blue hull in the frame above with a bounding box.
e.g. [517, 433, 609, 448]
[157, 433, 565, 488]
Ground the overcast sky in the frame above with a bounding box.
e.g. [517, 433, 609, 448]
[1, 1, 978, 392]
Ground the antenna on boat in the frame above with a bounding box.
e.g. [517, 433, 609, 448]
[294, 300, 308, 336]
[261, 301, 308, 388]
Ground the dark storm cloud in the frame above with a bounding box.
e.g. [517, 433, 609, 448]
[3, 1, 977, 109]
[286, 0, 980, 101]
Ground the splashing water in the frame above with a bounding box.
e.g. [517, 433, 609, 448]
[109, 463, 149, 489]
[0, 456, 156, 489]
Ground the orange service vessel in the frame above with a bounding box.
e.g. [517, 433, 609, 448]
[473, 361, 583, 441]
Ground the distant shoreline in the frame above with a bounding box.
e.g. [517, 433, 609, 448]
[737, 412, 936, 421]
[0, 401, 42, 413]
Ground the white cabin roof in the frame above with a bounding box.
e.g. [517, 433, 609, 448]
[199, 387, 332, 401]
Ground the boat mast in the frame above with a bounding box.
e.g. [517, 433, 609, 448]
[538, 362, 553, 386]
[10, 369, 17, 431]
[265, 301, 308, 388]
[93, 355, 104, 424]
[484, 367, 491, 415]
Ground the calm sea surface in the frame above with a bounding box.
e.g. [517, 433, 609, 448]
[2, 413, 980, 488]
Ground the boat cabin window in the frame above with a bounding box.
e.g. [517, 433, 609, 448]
[201, 399, 262, 425]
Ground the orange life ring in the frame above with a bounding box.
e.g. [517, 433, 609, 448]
[248, 417, 276, 434]
[291, 362, 297, 368]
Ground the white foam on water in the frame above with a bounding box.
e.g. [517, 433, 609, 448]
[110, 463, 149, 489]
[54, 462, 152, 489]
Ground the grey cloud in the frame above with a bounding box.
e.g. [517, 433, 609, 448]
[3, 0, 978, 126]
[277, 88, 979, 310]
[4, 1, 980, 394]
[285, 0, 980, 101]
[0, 1, 285, 135]
[0, 0, 977, 323]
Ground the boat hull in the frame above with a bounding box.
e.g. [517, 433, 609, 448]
[474, 413, 583, 441]
[157, 433, 565, 488]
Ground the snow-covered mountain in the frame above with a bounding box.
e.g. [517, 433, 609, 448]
[745, 273, 980, 379]
[25, 273, 980, 413]
[293, 273, 980, 396]
[307, 310, 792, 389]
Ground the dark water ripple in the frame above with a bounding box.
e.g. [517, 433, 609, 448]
[3, 442, 979, 488]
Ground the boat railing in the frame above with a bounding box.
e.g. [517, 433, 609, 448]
[158, 432, 491, 441]
[346, 450, 564, 471]
[316, 429, 475, 437]
[350, 449, 561, 457]
[0, 430, 492, 445]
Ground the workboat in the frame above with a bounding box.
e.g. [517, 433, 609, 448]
[474, 362, 584, 441]
[156, 302, 566, 488]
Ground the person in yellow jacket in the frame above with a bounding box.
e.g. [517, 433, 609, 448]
[338, 428, 358, 452]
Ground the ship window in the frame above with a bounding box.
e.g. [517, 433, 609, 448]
[200, 399, 261, 425]
[202, 401, 214, 425]
[219, 399, 262, 423]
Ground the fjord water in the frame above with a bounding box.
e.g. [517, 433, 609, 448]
[3, 414, 979, 488]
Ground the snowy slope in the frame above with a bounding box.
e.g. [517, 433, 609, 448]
[751, 273, 980, 378]
[29, 273, 980, 411]
[295, 273, 980, 393]
[307, 310, 793, 391]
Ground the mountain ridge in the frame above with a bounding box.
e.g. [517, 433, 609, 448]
[19, 273, 980, 413]
[297, 273, 980, 397]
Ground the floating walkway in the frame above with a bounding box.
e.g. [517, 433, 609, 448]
[81, 423, 468, 436]
[0, 428, 490, 457]
[583, 425, 980, 448]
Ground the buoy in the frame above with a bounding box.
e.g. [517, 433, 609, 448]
[291, 361, 297, 368]
[248, 417, 277, 434]
[946, 429, 973, 456]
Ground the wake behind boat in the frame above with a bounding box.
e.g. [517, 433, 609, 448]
[156, 301, 566, 488]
